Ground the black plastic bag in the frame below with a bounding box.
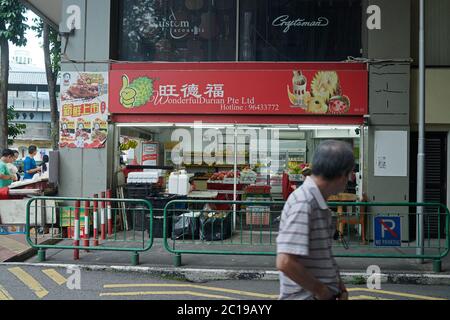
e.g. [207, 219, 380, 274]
[171, 212, 200, 240]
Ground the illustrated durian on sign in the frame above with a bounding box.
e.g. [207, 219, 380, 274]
[120, 75, 154, 108]
[287, 70, 350, 115]
[310, 71, 339, 101]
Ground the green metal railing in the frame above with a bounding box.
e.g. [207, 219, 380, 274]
[329, 201, 450, 272]
[163, 200, 450, 271]
[163, 199, 285, 266]
[26, 196, 154, 265]
[25, 196, 450, 272]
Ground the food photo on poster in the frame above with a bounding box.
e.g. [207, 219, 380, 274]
[59, 72, 109, 149]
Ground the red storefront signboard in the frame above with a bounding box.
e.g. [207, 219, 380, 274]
[109, 64, 367, 116]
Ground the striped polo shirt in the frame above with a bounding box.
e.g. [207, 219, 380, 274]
[277, 176, 340, 300]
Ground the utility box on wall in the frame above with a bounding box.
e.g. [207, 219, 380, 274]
[365, 126, 411, 242]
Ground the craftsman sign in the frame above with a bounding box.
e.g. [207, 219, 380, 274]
[374, 216, 401, 247]
[272, 15, 330, 33]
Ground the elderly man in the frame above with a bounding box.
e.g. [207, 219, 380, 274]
[0, 149, 19, 188]
[276, 140, 354, 300]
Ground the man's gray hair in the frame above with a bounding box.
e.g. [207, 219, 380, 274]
[311, 140, 355, 180]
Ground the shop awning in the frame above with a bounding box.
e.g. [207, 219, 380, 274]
[20, 0, 61, 30]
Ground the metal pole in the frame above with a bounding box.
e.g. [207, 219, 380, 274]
[416, 0, 425, 263]
[235, 0, 240, 61]
[233, 125, 237, 231]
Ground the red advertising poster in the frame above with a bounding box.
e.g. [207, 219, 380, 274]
[142, 142, 159, 166]
[109, 65, 367, 116]
[59, 72, 109, 149]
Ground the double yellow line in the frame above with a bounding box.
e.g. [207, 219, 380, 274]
[347, 288, 447, 300]
[101, 283, 279, 299]
[1, 267, 68, 300]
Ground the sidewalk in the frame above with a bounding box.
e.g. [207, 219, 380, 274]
[0, 234, 30, 262]
[11, 237, 450, 285]
[0, 233, 58, 262]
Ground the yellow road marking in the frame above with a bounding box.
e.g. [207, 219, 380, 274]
[8, 267, 49, 299]
[350, 295, 392, 300]
[0, 284, 14, 300]
[42, 269, 67, 286]
[100, 290, 234, 299]
[347, 288, 447, 300]
[103, 283, 278, 299]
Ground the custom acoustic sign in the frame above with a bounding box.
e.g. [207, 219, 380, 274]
[109, 67, 368, 115]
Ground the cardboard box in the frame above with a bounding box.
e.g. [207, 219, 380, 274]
[59, 207, 91, 227]
[66, 227, 86, 239]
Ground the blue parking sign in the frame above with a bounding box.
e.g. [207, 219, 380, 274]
[374, 216, 401, 247]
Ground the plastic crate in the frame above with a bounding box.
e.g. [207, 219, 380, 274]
[244, 185, 271, 194]
[146, 194, 188, 217]
[151, 215, 172, 238]
[130, 206, 149, 231]
[124, 184, 164, 199]
[246, 206, 271, 226]
[207, 182, 245, 190]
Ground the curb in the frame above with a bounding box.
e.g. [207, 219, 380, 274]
[1, 262, 450, 285]
[340, 272, 450, 286]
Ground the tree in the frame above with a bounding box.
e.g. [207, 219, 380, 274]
[0, 0, 28, 150]
[7, 106, 26, 145]
[33, 19, 61, 150]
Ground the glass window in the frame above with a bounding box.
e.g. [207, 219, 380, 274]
[117, 0, 362, 62]
[239, 0, 362, 61]
[118, 0, 237, 61]
[118, 124, 361, 201]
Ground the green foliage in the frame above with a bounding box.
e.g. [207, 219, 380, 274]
[32, 18, 61, 77]
[351, 276, 367, 285]
[0, 0, 28, 46]
[7, 106, 26, 145]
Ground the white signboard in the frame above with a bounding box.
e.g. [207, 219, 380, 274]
[374, 131, 407, 177]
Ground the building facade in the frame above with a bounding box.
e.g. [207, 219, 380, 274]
[22, 0, 450, 240]
[8, 54, 57, 159]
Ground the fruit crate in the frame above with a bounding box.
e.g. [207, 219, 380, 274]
[207, 182, 245, 190]
[244, 185, 271, 194]
[245, 206, 271, 226]
[124, 183, 164, 199]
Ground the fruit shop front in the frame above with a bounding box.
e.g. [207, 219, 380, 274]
[109, 62, 368, 217]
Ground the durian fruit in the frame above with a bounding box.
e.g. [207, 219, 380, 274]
[128, 77, 154, 107]
[310, 71, 339, 101]
[307, 96, 328, 114]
